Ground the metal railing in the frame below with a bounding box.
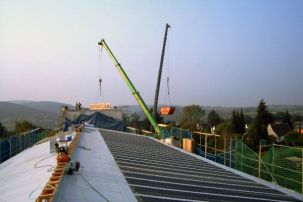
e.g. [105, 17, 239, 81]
[193, 134, 303, 194]
[0, 128, 48, 163]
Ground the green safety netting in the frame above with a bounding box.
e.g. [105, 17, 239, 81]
[263, 146, 302, 193]
[232, 140, 303, 193]
[195, 138, 303, 194]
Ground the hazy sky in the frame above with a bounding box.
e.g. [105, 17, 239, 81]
[1, 0, 302, 107]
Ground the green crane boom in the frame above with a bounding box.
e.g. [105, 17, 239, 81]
[98, 39, 161, 136]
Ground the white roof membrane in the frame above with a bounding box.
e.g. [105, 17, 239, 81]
[0, 141, 56, 202]
[53, 127, 136, 202]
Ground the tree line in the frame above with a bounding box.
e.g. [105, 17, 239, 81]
[125, 99, 302, 150]
[0, 120, 37, 138]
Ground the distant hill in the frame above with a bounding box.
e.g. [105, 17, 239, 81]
[18, 101, 74, 114]
[0, 101, 73, 131]
[9, 100, 33, 104]
[268, 105, 303, 114]
[1, 100, 302, 131]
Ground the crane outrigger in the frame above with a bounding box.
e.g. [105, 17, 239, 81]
[98, 39, 162, 136]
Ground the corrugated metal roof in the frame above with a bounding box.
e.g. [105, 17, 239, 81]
[101, 129, 302, 202]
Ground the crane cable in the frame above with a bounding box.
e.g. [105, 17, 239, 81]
[166, 77, 171, 105]
[165, 35, 172, 106]
[96, 46, 105, 103]
[99, 78, 102, 97]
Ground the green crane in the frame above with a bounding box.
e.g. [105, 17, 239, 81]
[98, 39, 162, 136]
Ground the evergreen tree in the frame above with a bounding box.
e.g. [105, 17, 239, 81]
[255, 99, 272, 139]
[231, 109, 245, 134]
[283, 110, 293, 129]
[246, 99, 272, 149]
[232, 110, 237, 132]
[207, 110, 222, 127]
[0, 122, 9, 138]
[239, 109, 246, 134]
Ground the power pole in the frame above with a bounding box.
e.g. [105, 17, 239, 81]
[153, 23, 171, 119]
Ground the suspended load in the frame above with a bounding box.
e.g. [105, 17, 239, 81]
[160, 76, 175, 116]
[160, 106, 175, 115]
